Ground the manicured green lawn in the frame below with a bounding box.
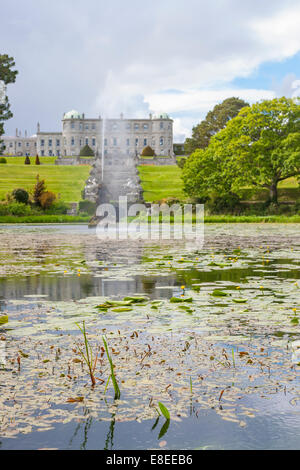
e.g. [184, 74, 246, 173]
[138, 166, 300, 203]
[138, 165, 185, 202]
[0, 160, 91, 203]
[3, 156, 56, 165]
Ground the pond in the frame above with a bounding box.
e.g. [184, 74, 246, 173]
[0, 224, 299, 450]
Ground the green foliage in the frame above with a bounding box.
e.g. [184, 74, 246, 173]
[44, 200, 69, 215]
[12, 188, 29, 204]
[0, 55, 18, 155]
[79, 145, 94, 157]
[184, 97, 249, 154]
[76, 321, 97, 387]
[141, 145, 155, 157]
[183, 97, 300, 204]
[0, 202, 35, 216]
[176, 157, 186, 169]
[78, 200, 96, 215]
[208, 193, 241, 214]
[0, 157, 7, 163]
[102, 335, 121, 399]
[24, 156, 31, 165]
[158, 402, 170, 420]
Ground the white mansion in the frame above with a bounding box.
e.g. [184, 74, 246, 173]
[3, 110, 174, 158]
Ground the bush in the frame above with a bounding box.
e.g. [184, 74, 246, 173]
[39, 191, 56, 210]
[44, 201, 69, 215]
[79, 145, 94, 157]
[176, 157, 186, 169]
[24, 156, 31, 165]
[141, 146, 155, 157]
[0, 157, 7, 164]
[294, 199, 300, 213]
[0, 202, 33, 216]
[35, 154, 40, 165]
[209, 193, 241, 214]
[12, 188, 29, 205]
[78, 200, 96, 215]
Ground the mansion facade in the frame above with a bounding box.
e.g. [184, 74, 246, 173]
[3, 110, 174, 158]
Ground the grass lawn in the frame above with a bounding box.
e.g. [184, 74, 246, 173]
[138, 165, 186, 202]
[0, 159, 91, 203]
[138, 166, 300, 203]
[3, 156, 57, 165]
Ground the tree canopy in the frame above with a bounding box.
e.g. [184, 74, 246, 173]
[0, 54, 18, 154]
[184, 97, 249, 155]
[182, 97, 300, 204]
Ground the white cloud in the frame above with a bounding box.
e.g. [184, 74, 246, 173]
[1, 0, 300, 140]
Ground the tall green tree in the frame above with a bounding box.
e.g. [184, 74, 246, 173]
[0, 54, 18, 154]
[184, 97, 249, 154]
[182, 97, 300, 204]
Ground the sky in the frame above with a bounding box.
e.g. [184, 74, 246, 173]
[1, 0, 300, 142]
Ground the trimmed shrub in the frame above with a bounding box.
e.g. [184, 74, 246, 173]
[24, 156, 31, 165]
[79, 145, 94, 157]
[78, 200, 96, 215]
[141, 146, 155, 157]
[39, 191, 56, 210]
[35, 154, 40, 165]
[0, 157, 7, 164]
[12, 188, 29, 205]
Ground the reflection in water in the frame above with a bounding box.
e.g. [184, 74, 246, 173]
[0, 225, 300, 450]
[104, 413, 116, 450]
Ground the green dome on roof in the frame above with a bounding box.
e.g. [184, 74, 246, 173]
[63, 110, 83, 119]
[153, 112, 170, 119]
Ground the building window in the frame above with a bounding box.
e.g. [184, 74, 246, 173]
[92, 138, 96, 146]
[144, 138, 147, 146]
[41, 140, 44, 147]
[49, 150, 53, 156]
[9, 142, 13, 147]
[57, 150, 60, 157]
[49, 139, 52, 147]
[126, 123, 131, 130]
[26, 142, 29, 147]
[126, 139, 130, 146]
[104, 138, 107, 146]
[85, 124, 89, 130]
[80, 139, 82, 147]
[41, 150, 44, 156]
[160, 137, 164, 146]
[92, 123, 96, 130]
[85, 138, 89, 145]
[71, 138, 75, 146]
[79, 123, 83, 130]
[104, 149, 108, 155]
[134, 123, 139, 130]
[113, 138, 117, 146]
[135, 138, 138, 146]
[160, 122, 164, 129]
[143, 124, 148, 129]
[56, 139, 60, 146]
[18, 142, 21, 147]
[71, 122, 75, 129]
